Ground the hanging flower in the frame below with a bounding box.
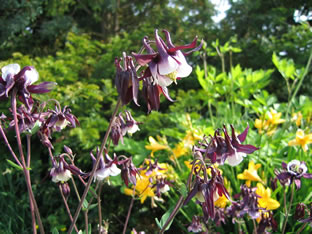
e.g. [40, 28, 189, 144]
[115, 52, 139, 106]
[133, 29, 202, 87]
[90, 151, 121, 182]
[288, 129, 312, 152]
[237, 161, 263, 187]
[194, 124, 258, 166]
[0, 64, 56, 109]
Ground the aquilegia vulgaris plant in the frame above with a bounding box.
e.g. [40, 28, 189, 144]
[1, 28, 312, 234]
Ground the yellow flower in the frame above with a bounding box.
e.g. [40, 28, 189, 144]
[214, 194, 229, 208]
[256, 183, 280, 211]
[124, 162, 174, 206]
[145, 136, 169, 156]
[266, 108, 285, 125]
[292, 112, 303, 127]
[170, 142, 188, 161]
[237, 161, 263, 187]
[288, 129, 312, 152]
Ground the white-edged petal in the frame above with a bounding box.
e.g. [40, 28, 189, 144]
[109, 164, 121, 176]
[174, 51, 192, 77]
[1, 63, 20, 81]
[25, 67, 39, 85]
[157, 74, 173, 87]
[127, 124, 140, 134]
[158, 55, 178, 75]
[227, 152, 246, 166]
[52, 169, 72, 183]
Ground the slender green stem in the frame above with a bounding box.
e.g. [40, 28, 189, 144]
[68, 98, 121, 233]
[286, 48, 312, 117]
[282, 184, 295, 234]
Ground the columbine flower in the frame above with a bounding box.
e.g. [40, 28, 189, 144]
[227, 185, 260, 220]
[111, 110, 141, 145]
[187, 216, 202, 233]
[288, 129, 312, 152]
[184, 165, 230, 221]
[115, 52, 139, 106]
[237, 161, 263, 187]
[90, 151, 121, 182]
[45, 104, 79, 132]
[257, 211, 277, 233]
[194, 125, 258, 166]
[295, 203, 306, 220]
[275, 160, 312, 189]
[256, 183, 280, 211]
[133, 29, 202, 87]
[119, 156, 140, 187]
[50, 155, 85, 183]
[0, 64, 56, 108]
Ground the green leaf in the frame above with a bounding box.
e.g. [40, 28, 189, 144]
[155, 206, 175, 231]
[51, 227, 59, 234]
[6, 159, 23, 171]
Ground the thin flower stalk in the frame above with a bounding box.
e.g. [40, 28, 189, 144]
[123, 186, 136, 234]
[282, 183, 295, 234]
[58, 184, 79, 233]
[69, 98, 121, 233]
[11, 88, 45, 234]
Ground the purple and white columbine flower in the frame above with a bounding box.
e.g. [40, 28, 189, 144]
[194, 125, 259, 166]
[0, 64, 56, 109]
[50, 155, 85, 183]
[90, 151, 121, 182]
[133, 29, 202, 87]
[275, 160, 312, 189]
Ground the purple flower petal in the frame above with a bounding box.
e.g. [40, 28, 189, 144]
[28, 82, 56, 94]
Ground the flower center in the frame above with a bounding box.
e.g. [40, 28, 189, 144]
[166, 71, 178, 84]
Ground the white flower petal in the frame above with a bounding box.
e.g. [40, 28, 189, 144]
[127, 124, 140, 134]
[174, 52, 192, 77]
[227, 152, 246, 166]
[157, 75, 173, 87]
[1, 63, 20, 81]
[25, 67, 39, 85]
[109, 164, 121, 176]
[158, 56, 178, 75]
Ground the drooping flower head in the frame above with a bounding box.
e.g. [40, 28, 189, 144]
[184, 163, 230, 221]
[275, 160, 312, 189]
[89, 150, 121, 182]
[50, 155, 85, 183]
[115, 52, 139, 106]
[133, 29, 202, 112]
[194, 125, 259, 166]
[133, 29, 202, 87]
[110, 110, 141, 145]
[0, 64, 56, 109]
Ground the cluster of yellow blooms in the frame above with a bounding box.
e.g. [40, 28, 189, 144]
[124, 161, 176, 207]
[254, 109, 285, 136]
